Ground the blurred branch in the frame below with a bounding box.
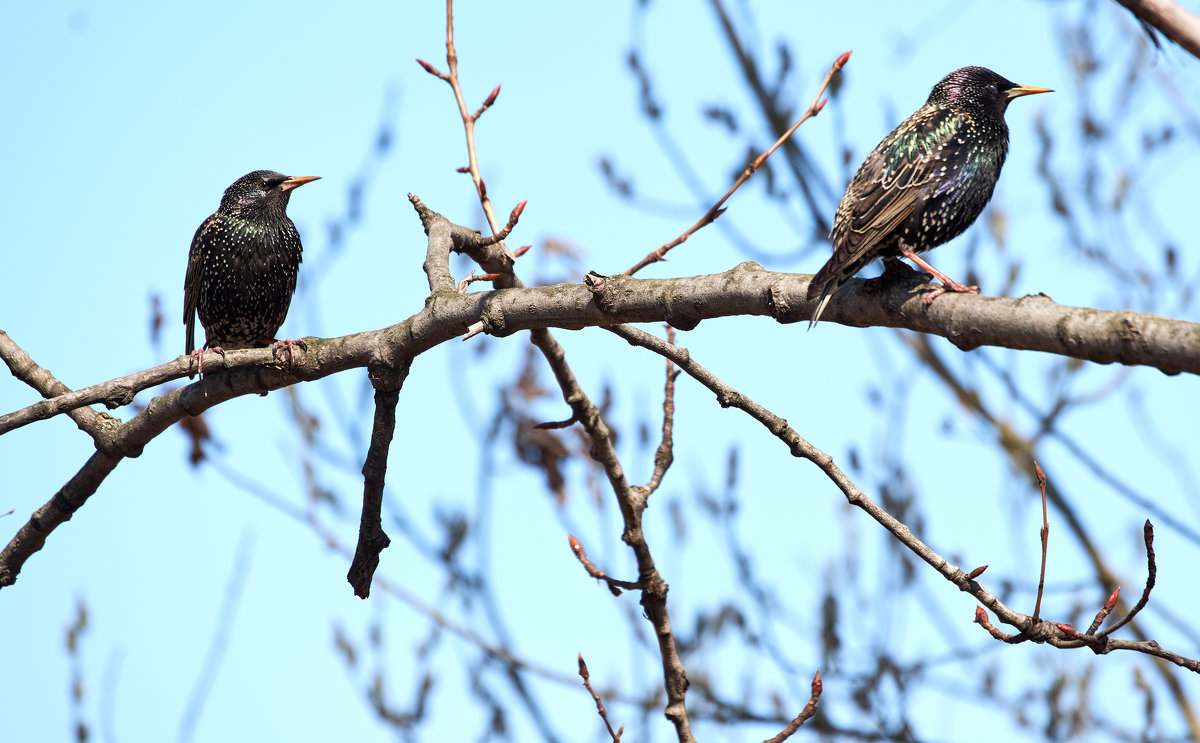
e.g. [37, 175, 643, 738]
[1113, 0, 1200, 59]
[624, 50, 849, 276]
[708, 0, 839, 234]
[179, 532, 254, 743]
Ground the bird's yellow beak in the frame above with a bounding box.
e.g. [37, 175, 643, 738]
[1006, 85, 1053, 99]
[280, 175, 321, 192]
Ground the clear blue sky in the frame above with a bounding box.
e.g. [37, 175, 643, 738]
[3, 2, 1199, 741]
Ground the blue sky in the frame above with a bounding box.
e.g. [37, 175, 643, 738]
[3, 2, 1200, 741]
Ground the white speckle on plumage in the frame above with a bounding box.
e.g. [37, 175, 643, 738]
[806, 66, 1051, 327]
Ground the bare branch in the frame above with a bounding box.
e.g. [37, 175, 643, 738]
[578, 654, 624, 742]
[1113, 0, 1200, 59]
[606, 321, 1200, 673]
[0, 330, 122, 441]
[567, 534, 641, 595]
[7, 263, 1200, 437]
[347, 365, 409, 598]
[1032, 460, 1050, 622]
[762, 670, 822, 743]
[638, 325, 678, 496]
[1101, 520, 1158, 637]
[625, 50, 850, 276]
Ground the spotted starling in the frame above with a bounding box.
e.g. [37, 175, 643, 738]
[808, 66, 1051, 327]
[183, 170, 319, 373]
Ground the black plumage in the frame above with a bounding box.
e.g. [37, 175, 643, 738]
[183, 170, 319, 370]
[808, 66, 1051, 327]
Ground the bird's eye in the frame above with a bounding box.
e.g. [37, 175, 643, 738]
[988, 84, 998, 93]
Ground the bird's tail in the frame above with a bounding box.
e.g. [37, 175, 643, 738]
[806, 259, 848, 329]
[807, 281, 838, 329]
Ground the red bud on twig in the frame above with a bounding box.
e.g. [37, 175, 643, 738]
[484, 84, 501, 108]
[416, 58, 441, 77]
[1104, 587, 1120, 611]
[967, 565, 988, 580]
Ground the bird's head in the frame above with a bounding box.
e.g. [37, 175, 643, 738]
[220, 170, 321, 215]
[927, 66, 1052, 118]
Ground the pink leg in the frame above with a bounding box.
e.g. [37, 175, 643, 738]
[902, 251, 979, 306]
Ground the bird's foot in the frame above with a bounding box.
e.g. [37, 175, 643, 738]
[187, 349, 202, 380]
[899, 250, 979, 306]
[189, 346, 226, 379]
[921, 280, 980, 306]
[269, 338, 307, 371]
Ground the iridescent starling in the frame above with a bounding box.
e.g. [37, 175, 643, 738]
[184, 170, 319, 373]
[808, 66, 1051, 327]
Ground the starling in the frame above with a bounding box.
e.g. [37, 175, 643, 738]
[183, 170, 319, 375]
[808, 66, 1051, 327]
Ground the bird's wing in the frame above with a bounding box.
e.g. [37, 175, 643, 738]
[835, 107, 964, 259]
[182, 215, 215, 354]
[808, 107, 966, 321]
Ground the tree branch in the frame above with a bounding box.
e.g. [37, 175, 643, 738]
[6, 263, 1200, 437]
[605, 320, 1200, 674]
[1113, 0, 1200, 60]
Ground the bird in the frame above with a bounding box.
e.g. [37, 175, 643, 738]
[808, 66, 1051, 327]
[183, 170, 320, 376]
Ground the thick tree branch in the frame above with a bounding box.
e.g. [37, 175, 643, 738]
[5, 262, 1200, 436]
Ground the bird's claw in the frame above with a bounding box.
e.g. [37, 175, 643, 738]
[270, 339, 307, 370]
[189, 345, 226, 379]
[922, 281, 980, 306]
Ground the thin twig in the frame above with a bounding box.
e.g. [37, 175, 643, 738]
[639, 325, 678, 496]
[1101, 520, 1157, 637]
[761, 671, 822, 743]
[624, 50, 850, 276]
[568, 534, 641, 595]
[1087, 587, 1122, 635]
[1032, 460, 1050, 622]
[578, 654, 623, 742]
